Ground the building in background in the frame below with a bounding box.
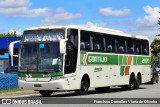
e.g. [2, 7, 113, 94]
[0, 37, 21, 73]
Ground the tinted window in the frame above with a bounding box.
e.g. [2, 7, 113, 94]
[126, 38, 134, 54]
[142, 40, 149, 55]
[92, 33, 104, 52]
[80, 31, 91, 51]
[135, 39, 142, 55]
[117, 37, 126, 54]
[105, 35, 116, 53]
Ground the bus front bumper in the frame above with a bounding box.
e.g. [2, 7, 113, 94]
[18, 79, 66, 91]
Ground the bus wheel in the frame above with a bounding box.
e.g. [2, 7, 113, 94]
[156, 79, 159, 83]
[95, 87, 110, 93]
[156, 74, 159, 83]
[135, 75, 141, 89]
[135, 78, 140, 89]
[127, 75, 135, 90]
[75, 77, 89, 95]
[39, 90, 53, 97]
[151, 77, 156, 84]
[156, 76, 159, 83]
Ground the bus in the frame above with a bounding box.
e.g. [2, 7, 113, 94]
[9, 26, 151, 97]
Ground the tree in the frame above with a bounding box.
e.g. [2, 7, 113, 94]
[150, 38, 160, 66]
[0, 31, 18, 38]
[151, 12, 160, 66]
[158, 12, 160, 35]
[151, 38, 160, 55]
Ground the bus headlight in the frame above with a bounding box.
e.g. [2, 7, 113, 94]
[19, 77, 26, 81]
[51, 76, 64, 80]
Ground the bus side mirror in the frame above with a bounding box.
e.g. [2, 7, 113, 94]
[60, 39, 68, 54]
[9, 41, 20, 57]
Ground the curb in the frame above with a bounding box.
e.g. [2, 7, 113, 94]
[0, 93, 40, 98]
[0, 90, 40, 98]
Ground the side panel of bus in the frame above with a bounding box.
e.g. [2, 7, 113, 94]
[79, 53, 150, 88]
[77, 29, 150, 89]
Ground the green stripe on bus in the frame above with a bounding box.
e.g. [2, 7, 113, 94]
[18, 71, 63, 78]
[120, 66, 125, 76]
[80, 53, 150, 65]
[81, 53, 118, 65]
[119, 56, 123, 65]
[136, 56, 151, 65]
[80, 54, 84, 65]
[123, 56, 127, 65]
[133, 56, 138, 65]
[18, 73, 26, 77]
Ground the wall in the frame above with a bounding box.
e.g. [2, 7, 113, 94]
[0, 74, 18, 90]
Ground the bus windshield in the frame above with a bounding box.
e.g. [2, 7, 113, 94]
[23, 29, 65, 42]
[19, 42, 62, 73]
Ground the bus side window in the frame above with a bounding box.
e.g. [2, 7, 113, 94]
[105, 35, 116, 53]
[142, 40, 149, 55]
[117, 37, 126, 54]
[80, 31, 91, 51]
[85, 42, 90, 50]
[80, 42, 85, 50]
[126, 38, 134, 54]
[92, 34, 104, 52]
[135, 39, 142, 55]
[119, 46, 124, 53]
[94, 43, 99, 51]
[136, 48, 140, 54]
[107, 45, 113, 52]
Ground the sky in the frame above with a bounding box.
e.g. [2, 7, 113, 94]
[0, 0, 160, 41]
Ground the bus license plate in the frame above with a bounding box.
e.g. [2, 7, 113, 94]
[34, 84, 42, 87]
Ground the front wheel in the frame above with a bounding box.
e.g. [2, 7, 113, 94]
[39, 90, 53, 97]
[75, 78, 89, 95]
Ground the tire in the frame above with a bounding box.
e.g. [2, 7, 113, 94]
[156, 76, 159, 83]
[156, 80, 159, 83]
[39, 90, 53, 97]
[75, 77, 89, 95]
[95, 87, 110, 93]
[135, 76, 140, 89]
[127, 75, 135, 90]
[151, 77, 156, 84]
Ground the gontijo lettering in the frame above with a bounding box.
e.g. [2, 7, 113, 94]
[88, 56, 107, 63]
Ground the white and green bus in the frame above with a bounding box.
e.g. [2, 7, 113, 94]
[10, 26, 151, 97]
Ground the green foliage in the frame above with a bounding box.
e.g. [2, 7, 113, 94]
[0, 31, 18, 38]
[150, 38, 160, 66]
[150, 38, 160, 56]
[0, 87, 19, 94]
[151, 54, 158, 67]
[151, 12, 160, 66]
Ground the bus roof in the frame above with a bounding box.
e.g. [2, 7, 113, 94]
[25, 25, 149, 40]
